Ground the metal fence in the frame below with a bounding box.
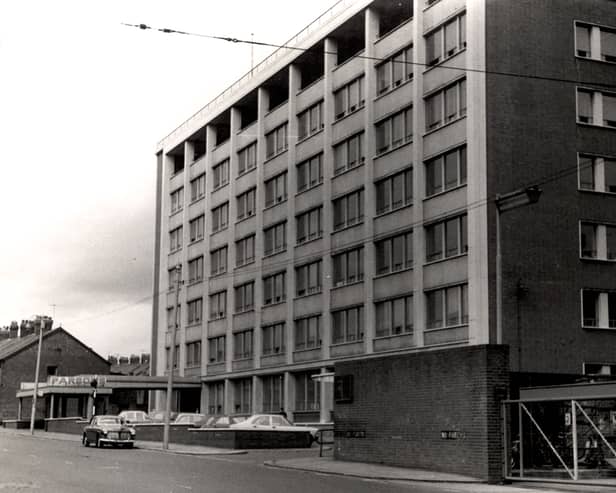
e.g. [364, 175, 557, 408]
[503, 397, 616, 483]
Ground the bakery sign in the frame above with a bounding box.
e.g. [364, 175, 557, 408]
[48, 375, 106, 387]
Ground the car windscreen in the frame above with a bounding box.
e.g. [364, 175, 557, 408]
[98, 418, 121, 425]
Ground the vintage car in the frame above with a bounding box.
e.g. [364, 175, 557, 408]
[229, 414, 319, 442]
[200, 415, 248, 428]
[82, 415, 136, 448]
[173, 413, 206, 425]
[118, 410, 149, 424]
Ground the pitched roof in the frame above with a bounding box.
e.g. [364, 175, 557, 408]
[0, 327, 109, 366]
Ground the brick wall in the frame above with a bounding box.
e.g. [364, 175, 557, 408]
[333, 345, 509, 482]
[0, 329, 110, 420]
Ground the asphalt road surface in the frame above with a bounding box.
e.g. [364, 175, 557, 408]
[0, 432, 598, 493]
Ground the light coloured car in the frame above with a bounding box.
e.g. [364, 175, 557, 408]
[82, 415, 136, 448]
[230, 414, 319, 442]
[118, 410, 149, 424]
[204, 415, 249, 428]
[173, 413, 206, 425]
[147, 410, 178, 422]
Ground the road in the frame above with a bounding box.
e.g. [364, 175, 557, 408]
[0, 431, 597, 493]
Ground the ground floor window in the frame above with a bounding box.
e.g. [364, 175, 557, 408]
[233, 378, 252, 414]
[295, 372, 320, 411]
[208, 381, 224, 415]
[262, 374, 284, 413]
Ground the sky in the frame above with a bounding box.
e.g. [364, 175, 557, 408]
[0, 0, 339, 359]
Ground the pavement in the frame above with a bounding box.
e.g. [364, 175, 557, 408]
[3, 427, 616, 492]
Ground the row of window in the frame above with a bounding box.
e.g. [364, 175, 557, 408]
[575, 22, 616, 62]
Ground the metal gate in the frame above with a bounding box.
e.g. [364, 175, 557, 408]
[503, 396, 616, 484]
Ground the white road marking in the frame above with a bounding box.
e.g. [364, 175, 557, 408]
[0, 482, 39, 490]
[175, 485, 192, 490]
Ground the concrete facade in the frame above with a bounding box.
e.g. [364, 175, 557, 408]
[151, 0, 616, 426]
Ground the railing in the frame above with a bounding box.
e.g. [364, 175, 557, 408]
[158, 0, 358, 149]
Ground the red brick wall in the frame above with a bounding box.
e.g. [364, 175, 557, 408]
[0, 329, 110, 420]
[333, 345, 509, 482]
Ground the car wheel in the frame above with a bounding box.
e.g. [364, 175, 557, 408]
[82, 434, 89, 447]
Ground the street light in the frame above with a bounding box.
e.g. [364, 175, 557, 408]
[495, 186, 542, 344]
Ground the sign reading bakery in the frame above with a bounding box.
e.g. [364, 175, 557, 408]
[48, 375, 106, 387]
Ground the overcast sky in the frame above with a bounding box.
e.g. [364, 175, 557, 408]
[0, 0, 338, 359]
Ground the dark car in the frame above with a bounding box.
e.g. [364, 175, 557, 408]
[82, 415, 136, 448]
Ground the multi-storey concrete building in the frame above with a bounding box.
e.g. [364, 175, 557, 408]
[151, 0, 616, 425]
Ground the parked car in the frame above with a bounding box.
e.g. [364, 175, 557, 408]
[118, 410, 149, 424]
[82, 415, 136, 448]
[147, 410, 178, 423]
[202, 415, 248, 428]
[173, 413, 206, 425]
[230, 414, 319, 442]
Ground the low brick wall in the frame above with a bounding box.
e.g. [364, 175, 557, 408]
[333, 345, 509, 482]
[2, 419, 44, 429]
[45, 417, 88, 434]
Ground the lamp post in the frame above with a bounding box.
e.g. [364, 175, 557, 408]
[163, 264, 181, 450]
[495, 186, 542, 345]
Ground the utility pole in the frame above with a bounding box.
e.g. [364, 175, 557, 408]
[163, 264, 182, 450]
[29, 324, 44, 434]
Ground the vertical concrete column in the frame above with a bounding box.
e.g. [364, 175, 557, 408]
[287, 65, 301, 364]
[254, 87, 269, 371]
[322, 37, 337, 360]
[363, 7, 379, 353]
[593, 92, 603, 127]
[86, 395, 94, 420]
[590, 26, 601, 60]
[49, 395, 55, 418]
[319, 368, 333, 423]
[17, 398, 22, 420]
[284, 371, 294, 422]
[224, 378, 234, 414]
[200, 382, 208, 415]
[252, 375, 262, 413]
[599, 292, 610, 328]
[595, 157, 606, 192]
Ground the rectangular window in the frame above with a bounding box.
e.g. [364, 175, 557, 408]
[188, 256, 204, 283]
[262, 374, 284, 412]
[264, 221, 287, 255]
[189, 215, 205, 242]
[425, 79, 466, 131]
[375, 231, 413, 275]
[332, 306, 364, 344]
[265, 172, 288, 207]
[208, 335, 226, 363]
[237, 188, 256, 220]
[236, 235, 255, 267]
[208, 382, 224, 414]
[376, 168, 413, 214]
[333, 189, 364, 231]
[601, 28, 616, 62]
[169, 226, 182, 252]
[298, 101, 323, 140]
[297, 154, 323, 192]
[425, 215, 467, 262]
[580, 222, 616, 260]
[575, 22, 616, 62]
[262, 323, 285, 356]
[265, 123, 288, 159]
[294, 315, 321, 351]
[578, 153, 616, 193]
[577, 88, 616, 127]
[426, 284, 468, 329]
[263, 271, 286, 306]
[212, 202, 229, 232]
[296, 260, 322, 296]
[187, 298, 203, 325]
[190, 174, 206, 202]
[295, 372, 321, 411]
[334, 76, 365, 120]
[238, 142, 257, 175]
[185, 341, 201, 367]
[213, 159, 229, 189]
[235, 281, 255, 313]
[376, 107, 413, 154]
[166, 305, 181, 330]
[233, 330, 253, 360]
[582, 290, 616, 328]
[210, 246, 228, 276]
[375, 295, 413, 337]
[233, 378, 252, 414]
[333, 132, 365, 175]
[332, 247, 364, 287]
[296, 207, 322, 244]
[425, 13, 466, 66]
[576, 23, 591, 57]
[377, 45, 413, 95]
[170, 187, 184, 214]
[166, 345, 179, 370]
[209, 290, 227, 320]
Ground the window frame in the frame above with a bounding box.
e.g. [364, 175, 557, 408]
[296, 207, 323, 244]
[264, 221, 287, 256]
[297, 153, 323, 193]
[212, 159, 230, 189]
